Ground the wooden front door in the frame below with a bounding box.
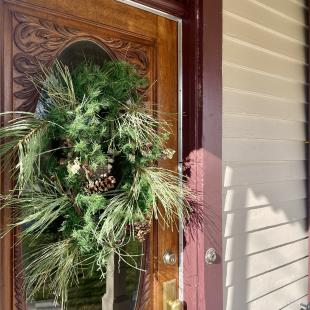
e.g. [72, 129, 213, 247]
[0, 0, 179, 309]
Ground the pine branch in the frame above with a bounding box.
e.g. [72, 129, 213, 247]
[1, 178, 71, 239]
[0, 112, 62, 191]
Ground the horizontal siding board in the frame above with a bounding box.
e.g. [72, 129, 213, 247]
[228, 258, 308, 302]
[224, 13, 307, 62]
[291, 0, 308, 8]
[223, 139, 306, 162]
[225, 239, 308, 282]
[223, 115, 306, 140]
[223, 38, 307, 82]
[223, 89, 307, 121]
[225, 220, 307, 260]
[224, 199, 307, 236]
[224, 0, 307, 42]
[224, 180, 306, 211]
[225, 277, 308, 310]
[223, 0, 308, 309]
[223, 64, 306, 102]
[281, 295, 308, 309]
[248, 277, 308, 310]
[223, 161, 306, 187]
[254, 0, 308, 23]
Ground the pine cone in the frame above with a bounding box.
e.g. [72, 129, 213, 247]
[133, 221, 151, 242]
[59, 158, 67, 166]
[84, 173, 116, 194]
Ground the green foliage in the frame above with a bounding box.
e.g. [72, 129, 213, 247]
[4, 178, 71, 239]
[71, 194, 107, 253]
[0, 60, 194, 308]
[0, 112, 58, 191]
[24, 238, 89, 309]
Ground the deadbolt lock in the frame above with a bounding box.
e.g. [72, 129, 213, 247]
[163, 250, 177, 265]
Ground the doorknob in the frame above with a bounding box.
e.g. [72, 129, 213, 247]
[163, 279, 183, 310]
[205, 248, 217, 264]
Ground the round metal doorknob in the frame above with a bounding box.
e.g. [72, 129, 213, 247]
[163, 250, 177, 265]
[205, 248, 217, 264]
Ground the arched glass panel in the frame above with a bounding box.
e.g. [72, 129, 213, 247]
[58, 40, 113, 68]
[26, 40, 143, 310]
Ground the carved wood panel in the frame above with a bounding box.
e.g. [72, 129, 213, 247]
[10, 8, 153, 310]
[12, 11, 150, 111]
[2, 2, 179, 310]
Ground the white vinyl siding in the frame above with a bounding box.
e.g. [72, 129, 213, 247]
[222, 0, 309, 309]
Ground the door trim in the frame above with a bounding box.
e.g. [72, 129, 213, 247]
[117, 1, 223, 309]
[182, 1, 223, 309]
[120, 0, 186, 17]
[306, 3, 310, 305]
[116, 0, 186, 301]
[116, 0, 181, 21]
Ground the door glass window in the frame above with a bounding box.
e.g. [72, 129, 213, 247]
[25, 40, 143, 310]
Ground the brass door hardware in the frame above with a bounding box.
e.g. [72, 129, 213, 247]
[163, 279, 183, 310]
[163, 250, 177, 265]
[167, 300, 183, 310]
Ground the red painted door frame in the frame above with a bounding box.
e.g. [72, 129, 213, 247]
[131, 1, 223, 309]
[183, 1, 223, 309]
[308, 3, 310, 303]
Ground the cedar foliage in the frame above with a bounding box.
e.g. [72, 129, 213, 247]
[0, 60, 193, 308]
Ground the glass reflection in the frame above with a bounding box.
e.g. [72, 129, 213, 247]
[25, 40, 143, 310]
[26, 241, 142, 310]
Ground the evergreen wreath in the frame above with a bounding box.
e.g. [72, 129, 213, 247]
[0, 60, 193, 307]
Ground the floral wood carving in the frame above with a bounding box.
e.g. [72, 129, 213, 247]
[12, 11, 151, 310]
[13, 228, 26, 310]
[12, 12, 149, 111]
